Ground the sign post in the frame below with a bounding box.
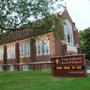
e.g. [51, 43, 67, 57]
[51, 54, 87, 77]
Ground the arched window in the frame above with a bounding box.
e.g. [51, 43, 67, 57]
[64, 20, 74, 44]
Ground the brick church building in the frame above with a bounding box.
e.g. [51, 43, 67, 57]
[0, 10, 80, 71]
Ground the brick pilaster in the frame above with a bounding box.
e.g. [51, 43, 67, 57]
[3, 45, 7, 64]
[3, 45, 7, 71]
[15, 42, 20, 71]
[30, 41, 36, 62]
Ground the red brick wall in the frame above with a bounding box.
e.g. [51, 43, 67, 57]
[20, 57, 30, 63]
[7, 59, 16, 64]
[0, 10, 81, 70]
[0, 61, 3, 64]
[30, 41, 36, 62]
[3, 45, 7, 64]
[36, 55, 50, 62]
[58, 10, 80, 55]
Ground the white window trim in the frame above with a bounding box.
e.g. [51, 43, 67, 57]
[0, 46, 4, 60]
[64, 20, 74, 45]
[7, 43, 16, 59]
[19, 39, 30, 58]
[36, 39, 50, 56]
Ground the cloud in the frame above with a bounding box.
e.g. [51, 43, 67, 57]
[65, 0, 90, 30]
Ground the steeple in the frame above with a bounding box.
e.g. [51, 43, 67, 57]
[64, 2, 67, 10]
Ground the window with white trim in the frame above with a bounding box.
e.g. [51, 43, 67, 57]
[7, 44, 15, 59]
[0, 47, 3, 60]
[36, 39, 50, 56]
[64, 20, 74, 44]
[19, 40, 30, 57]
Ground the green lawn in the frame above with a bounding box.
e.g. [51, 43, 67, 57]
[0, 71, 89, 90]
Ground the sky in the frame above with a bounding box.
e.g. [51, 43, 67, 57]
[65, 0, 90, 30]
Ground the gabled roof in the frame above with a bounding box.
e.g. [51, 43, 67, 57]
[0, 9, 76, 45]
[0, 28, 52, 45]
[58, 9, 73, 23]
[57, 9, 77, 31]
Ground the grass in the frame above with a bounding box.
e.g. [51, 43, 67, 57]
[0, 71, 89, 90]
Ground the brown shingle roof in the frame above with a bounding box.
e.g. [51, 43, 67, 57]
[0, 28, 51, 45]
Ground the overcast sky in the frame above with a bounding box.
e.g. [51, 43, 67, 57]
[65, 0, 90, 30]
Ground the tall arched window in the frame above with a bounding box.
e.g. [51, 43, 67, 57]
[64, 20, 74, 44]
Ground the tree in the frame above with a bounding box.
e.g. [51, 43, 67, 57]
[79, 28, 90, 60]
[0, 0, 65, 33]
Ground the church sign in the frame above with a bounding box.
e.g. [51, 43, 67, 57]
[51, 54, 87, 77]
